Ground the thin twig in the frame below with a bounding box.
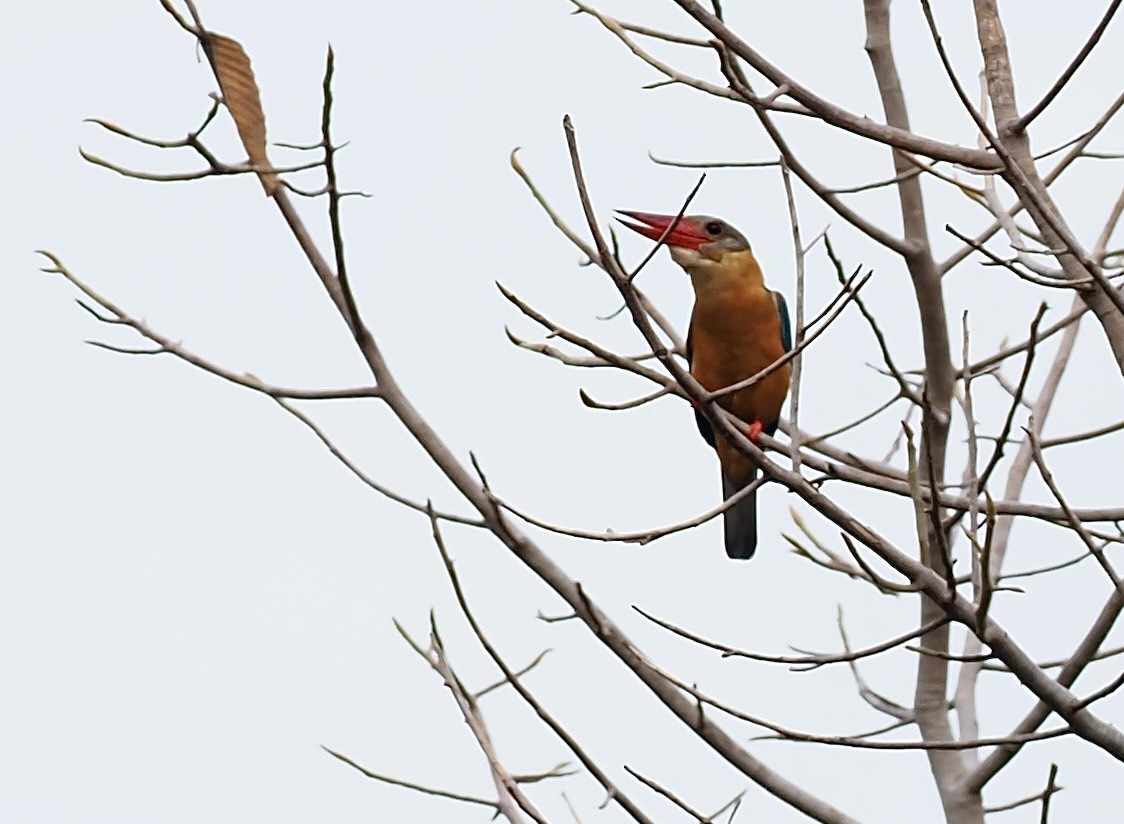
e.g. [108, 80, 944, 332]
[426, 506, 657, 824]
[634, 604, 947, 669]
[1015, 0, 1122, 131]
[322, 746, 499, 811]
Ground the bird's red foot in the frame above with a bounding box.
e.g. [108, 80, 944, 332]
[747, 420, 764, 444]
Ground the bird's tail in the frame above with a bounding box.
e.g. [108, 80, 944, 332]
[722, 470, 759, 560]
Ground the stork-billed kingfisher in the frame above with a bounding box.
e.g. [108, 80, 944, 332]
[617, 211, 792, 559]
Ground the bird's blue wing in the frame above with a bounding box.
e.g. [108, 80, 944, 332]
[773, 291, 792, 353]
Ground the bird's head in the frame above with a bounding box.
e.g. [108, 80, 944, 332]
[615, 211, 754, 281]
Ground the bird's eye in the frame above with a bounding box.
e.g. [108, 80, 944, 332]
[705, 221, 723, 235]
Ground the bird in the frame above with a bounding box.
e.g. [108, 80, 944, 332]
[616, 210, 791, 559]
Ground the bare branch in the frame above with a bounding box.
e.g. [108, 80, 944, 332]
[837, 608, 914, 722]
[823, 235, 921, 405]
[1041, 416, 1124, 448]
[322, 746, 499, 812]
[948, 0, 1124, 362]
[1026, 424, 1124, 593]
[579, 385, 673, 411]
[624, 766, 709, 822]
[635, 604, 948, 669]
[474, 650, 552, 700]
[673, 0, 1004, 168]
[653, 664, 1070, 752]
[981, 766, 1061, 813]
[427, 507, 661, 824]
[1040, 764, 1060, 823]
[39, 252, 370, 402]
[157, 0, 196, 34]
[712, 45, 912, 254]
[320, 46, 363, 334]
[781, 157, 806, 476]
[940, 90, 1124, 275]
[962, 588, 1124, 793]
[495, 476, 764, 545]
[649, 152, 779, 169]
[620, 174, 706, 282]
[1014, 0, 1122, 131]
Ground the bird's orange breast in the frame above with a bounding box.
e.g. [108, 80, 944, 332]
[690, 285, 790, 458]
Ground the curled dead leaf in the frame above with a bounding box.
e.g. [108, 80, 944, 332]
[203, 33, 275, 195]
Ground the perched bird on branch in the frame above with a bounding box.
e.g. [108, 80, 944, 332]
[617, 211, 791, 559]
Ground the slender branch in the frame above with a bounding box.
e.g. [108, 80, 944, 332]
[623, 766, 709, 822]
[1040, 764, 1059, 823]
[652, 663, 1070, 751]
[1026, 425, 1123, 592]
[865, 5, 961, 789]
[712, 45, 912, 254]
[1094, 186, 1124, 260]
[672, 0, 1004, 168]
[838, 608, 914, 722]
[622, 174, 706, 281]
[781, 157, 806, 475]
[495, 476, 764, 545]
[579, 385, 673, 412]
[939, 90, 1124, 275]
[1041, 416, 1124, 448]
[961, 588, 1124, 793]
[273, 399, 483, 527]
[634, 604, 949, 669]
[475, 650, 552, 699]
[823, 235, 921, 405]
[1014, 0, 1122, 131]
[427, 507, 656, 824]
[426, 629, 545, 823]
[322, 746, 499, 812]
[321, 46, 363, 334]
[981, 768, 1061, 814]
[38, 252, 370, 401]
[951, 0, 1124, 364]
[955, 294, 1081, 780]
[649, 152, 779, 169]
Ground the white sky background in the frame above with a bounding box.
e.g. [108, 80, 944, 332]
[4, 1, 1124, 821]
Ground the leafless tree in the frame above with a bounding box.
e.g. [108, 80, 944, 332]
[44, 1, 1124, 822]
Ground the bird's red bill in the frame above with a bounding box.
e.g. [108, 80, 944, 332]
[615, 210, 710, 251]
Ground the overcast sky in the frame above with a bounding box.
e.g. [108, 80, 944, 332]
[5, 2, 1124, 822]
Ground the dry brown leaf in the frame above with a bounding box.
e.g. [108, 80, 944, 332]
[203, 33, 275, 195]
